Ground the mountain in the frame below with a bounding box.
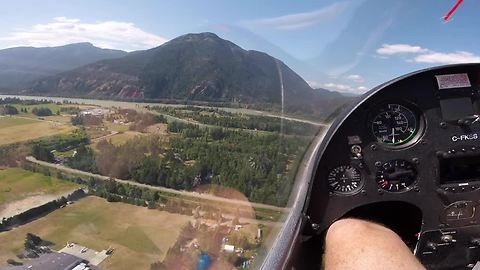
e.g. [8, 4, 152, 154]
[28, 33, 350, 118]
[196, 24, 316, 80]
[0, 43, 127, 89]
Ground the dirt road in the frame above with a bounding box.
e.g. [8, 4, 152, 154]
[0, 189, 80, 220]
[26, 156, 289, 213]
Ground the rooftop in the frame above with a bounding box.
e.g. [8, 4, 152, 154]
[0, 252, 100, 270]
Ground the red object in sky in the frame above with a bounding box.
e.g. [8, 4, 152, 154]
[443, 0, 464, 22]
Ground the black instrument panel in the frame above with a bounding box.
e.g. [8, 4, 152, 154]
[304, 64, 480, 270]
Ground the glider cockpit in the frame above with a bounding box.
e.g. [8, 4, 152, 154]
[300, 63, 480, 270]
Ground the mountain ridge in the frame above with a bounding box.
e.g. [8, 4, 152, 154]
[2, 33, 351, 118]
[0, 43, 128, 89]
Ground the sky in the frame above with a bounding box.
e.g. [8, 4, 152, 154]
[0, 0, 479, 94]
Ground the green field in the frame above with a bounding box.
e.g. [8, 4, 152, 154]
[0, 196, 190, 270]
[12, 103, 62, 115]
[105, 131, 144, 145]
[12, 103, 88, 121]
[91, 131, 144, 151]
[53, 149, 77, 158]
[0, 168, 79, 206]
[103, 121, 130, 133]
[0, 116, 74, 145]
[0, 117, 37, 128]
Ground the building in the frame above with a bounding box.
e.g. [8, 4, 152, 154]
[79, 108, 113, 116]
[0, 252, 100, 270]
[223, 244, 235, 253]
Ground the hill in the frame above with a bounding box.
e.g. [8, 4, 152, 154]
[0, 43, 127, 89]
[28, 33, 349, 117]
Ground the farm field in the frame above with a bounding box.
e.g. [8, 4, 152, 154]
[0, 168, 79, 217]
[0, 117, 36, 129]
[0, 196, 191, 270]
[12, 103, 62, 115]
[0, 116, 74, 145]
[91, 131, 145, 150]
[43, 115, 72, 124]
[144, 123, 168, 136]
[103, 121, 130, 133]
[0, 168, 79, 207]
[101, 131, 144, 145]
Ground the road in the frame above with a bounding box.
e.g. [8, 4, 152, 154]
[0, 94, 328, 126]
[26, 156, 288, 213]
[0, 188, 82, 220]
[91, 131, 120, 142]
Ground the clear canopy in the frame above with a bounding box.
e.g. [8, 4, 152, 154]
[0, 1, 478, 269]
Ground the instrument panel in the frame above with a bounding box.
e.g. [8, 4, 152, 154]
[370, 103, 420, 147]
[303, 64, 480, 270]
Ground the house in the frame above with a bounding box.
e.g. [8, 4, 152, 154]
[0, 252, 100, 270]
[223, 244, 235, 253]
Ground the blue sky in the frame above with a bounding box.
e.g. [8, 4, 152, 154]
[0, 0, 479, 94]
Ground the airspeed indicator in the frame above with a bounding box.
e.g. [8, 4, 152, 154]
[371, 104, 418, 146]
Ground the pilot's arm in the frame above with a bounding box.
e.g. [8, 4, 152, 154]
[324, 218, 426, 270]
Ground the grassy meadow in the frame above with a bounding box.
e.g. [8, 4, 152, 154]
[0, 196, 190, 270]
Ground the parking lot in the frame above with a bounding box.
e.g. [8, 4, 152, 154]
[59, 243, 109, 266]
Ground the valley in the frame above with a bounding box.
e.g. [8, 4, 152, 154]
[0, 96, 316, 269]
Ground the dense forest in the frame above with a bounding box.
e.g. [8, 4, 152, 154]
[67, 122, 311, 206]
[31, 107, 53, 116]
[0, 97, 52, 105]
[151, 106, 319, 135]
[31, 130, 90, 162]
[0, 98, 56, 116]
[25, 103, 318, 206]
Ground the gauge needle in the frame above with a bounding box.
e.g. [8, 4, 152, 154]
[391, 128, 396, 143]
[473, 115, 480, 124]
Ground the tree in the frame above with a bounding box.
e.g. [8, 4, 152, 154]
[0, 105, 18, 115]
[24, 233, 42, 250]
[68, 145, 97, 172]
[6, 259, 23, 266]
[32, 107, 53, 116]
[32, 144, 54, 162]
[209, 127, 225, 140]
[71, 115, 84, 126]
[155, 114, 167, 123]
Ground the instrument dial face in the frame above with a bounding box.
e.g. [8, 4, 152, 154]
[328, 165, 363, 195]
[376, 159, 417, 192]
[371, 104, 418, 146]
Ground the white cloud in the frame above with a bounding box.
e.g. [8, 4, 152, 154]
[357, 86, 368, 92]
[376, 43, 480, 65]
[53, 17, 80, 23]
[413, 51, 480, 64]
[307, 80, 323, 89]
[346, 74, 365, 83]
[240, 2, 347, 31]
[0, 17, 168, 51]
[322, 82, 354, 92]
[322, 83, 371, 94]
[308, 80, 370, 94]
[376, 44, 428, 55]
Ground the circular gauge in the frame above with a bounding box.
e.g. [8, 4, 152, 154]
[371, 104, 418, 146]
[376, 159, 417, 192]
[328, 165, 363, 195]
